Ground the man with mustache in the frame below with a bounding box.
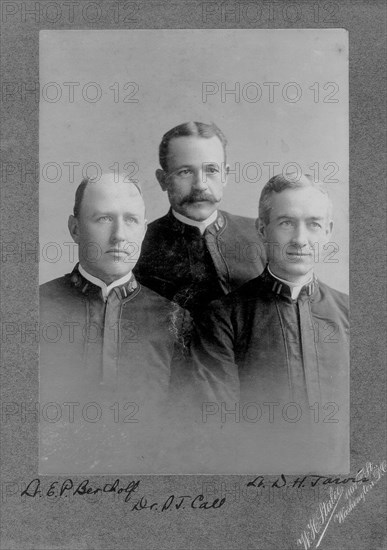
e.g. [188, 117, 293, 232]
[190, 173, 349, 411]
[134, 121, 265, 317]
[39, 173, 189, 473]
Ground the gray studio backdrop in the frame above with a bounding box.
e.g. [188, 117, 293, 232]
[39, 29, 348, 291]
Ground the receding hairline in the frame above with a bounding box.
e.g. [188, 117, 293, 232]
[90, 173, 141, 192]
[73, 173, 144, 218]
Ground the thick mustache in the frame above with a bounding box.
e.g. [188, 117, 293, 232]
[182, 193, 217, 204]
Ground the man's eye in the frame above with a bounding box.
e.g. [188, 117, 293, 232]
[98, 216, 112, 222]
[178, 169, 192, 176]
[309, 222, 322, 229]
[206, 166, 219, 174]
[125, 217, 137, 224]
[280, 220, 293, 227]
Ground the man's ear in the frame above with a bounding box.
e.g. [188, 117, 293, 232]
[156, 169, 168, 191]
[68, 215, 80, 244]
[256, 218, 267, 240]
[326, 220, 333, 239]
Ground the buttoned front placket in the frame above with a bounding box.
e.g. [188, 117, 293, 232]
[82, 289, 104, 385]
[275, 296, 307, 406]
[99, 287, 122, 390]
[274, 285, 321, 408]
[298, 295, 321, 406]
[74, 267, 138, 392]
[82, 289, 121, 389]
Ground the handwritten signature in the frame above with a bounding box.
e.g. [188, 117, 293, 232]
[247, 472, 369, 489]
[296, 460, 387, 549]
[21, 478, 226, 511]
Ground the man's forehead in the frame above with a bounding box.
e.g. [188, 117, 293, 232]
[269, 187, 331, 217]
[80, 177, 144, 214]
[168, 136, 224, 157]
[272, 187, 328, 206]
[85, 177, 142, 198]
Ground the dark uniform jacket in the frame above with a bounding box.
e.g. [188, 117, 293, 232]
[39, 265, 190, 473]
[40, 264, 189, 405]
[176, 267, 350, 474]
[134, 209, 265, 316]
[190, 267, 349, 409]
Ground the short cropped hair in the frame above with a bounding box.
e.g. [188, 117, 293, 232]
[73, 175, 142, 218]
[159, 121, 228, 171]
[258, 173, 333, 225]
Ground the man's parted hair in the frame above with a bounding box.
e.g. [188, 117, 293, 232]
[159, 121, 228, 172]
[258, 173, 333, 225]
[73, 175, 142, 218]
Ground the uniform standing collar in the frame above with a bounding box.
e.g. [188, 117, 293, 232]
[172, 209, 218, 235]
[263, 265, 317, 299]
[72, 264, 137, 301]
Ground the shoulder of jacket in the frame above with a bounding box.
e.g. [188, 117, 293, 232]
[40, 274, 76, 306]
[136, 281, 173, 302]
[208, 276, 262, 316]
[138, 284, 191, 343]
[40, 274, 71, 293]
[147, 213, 172, 230]
[221, 210, 255, 223]
[318, 280, 349, 308]
[220, 210, 257, 231]
[135, 282, 189, 314]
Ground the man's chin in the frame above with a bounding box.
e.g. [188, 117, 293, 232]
[103, 262, 135, 279]
[271, 261, 314, 281]
[284, 264, 314, 279]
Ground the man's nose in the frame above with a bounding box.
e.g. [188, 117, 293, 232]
[292, 224, 309, 247]
[110, 219, 127, 242]
[192, 169, 209, 190]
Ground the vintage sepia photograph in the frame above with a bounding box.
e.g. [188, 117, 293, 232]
[39, 29, 349, 475]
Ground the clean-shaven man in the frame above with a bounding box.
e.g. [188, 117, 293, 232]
[191, 173, 349, 408]
[184, 173, 349, 473]
[39, 173, 189, 473]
